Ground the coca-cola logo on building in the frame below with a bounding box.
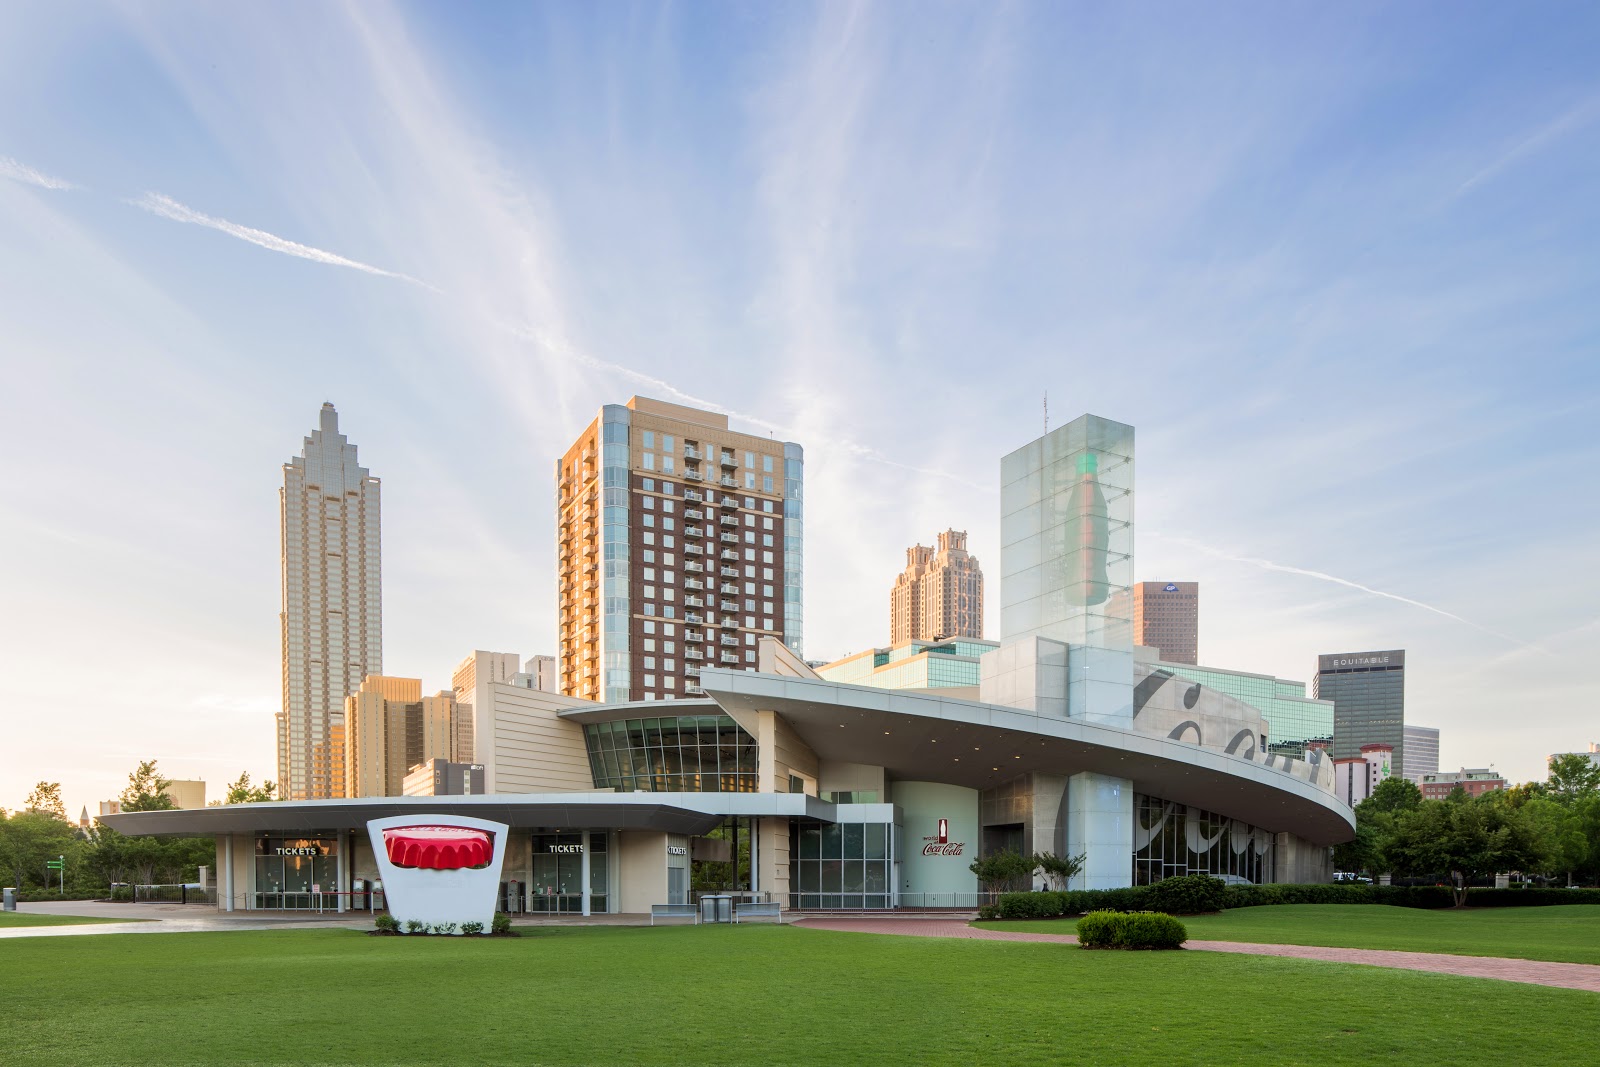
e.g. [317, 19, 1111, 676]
[922, 817, 965, 857]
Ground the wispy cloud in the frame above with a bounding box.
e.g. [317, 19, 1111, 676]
[1457, 93, 1600, 195]
[132, 191, 439, 290]
[1152, 532, 1542, 652]
[0, 155, 75, 190]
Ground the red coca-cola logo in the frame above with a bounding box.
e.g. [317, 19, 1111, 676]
[922, 840, 965, 857]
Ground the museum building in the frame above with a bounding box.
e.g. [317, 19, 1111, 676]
[103, 414, 1355, 913]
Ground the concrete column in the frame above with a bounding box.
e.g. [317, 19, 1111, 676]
[224, 835, 235, 913]
[1066, 771, 1134, 890]
[581, 831, 592, 917]
[336, 830, 347, 913]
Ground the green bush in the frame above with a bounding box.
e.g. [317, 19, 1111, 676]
[1143, 874, 1225, 914]
[404, 919, 426, 935]
[461, 921, 485, 935]
[1466, 887, 1600, 907]
[996, 891, 1065, 919]
[1076, 910, 1186, 949]
[491, 914, 513, 936]
[373, 915, 399, 934]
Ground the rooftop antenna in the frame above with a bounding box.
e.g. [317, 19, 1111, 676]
[1043, 391, 1049, 434]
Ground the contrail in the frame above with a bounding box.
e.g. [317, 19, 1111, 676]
[1153, 532, 1541, 651]
[0, 155, 75, 190]
[133, 192, 439, 291]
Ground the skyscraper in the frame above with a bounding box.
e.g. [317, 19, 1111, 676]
[1315, 650, 1406, 778]
[1132, 581, 1198, 664]
[555, 397, 803, 703]
[1402, 724, 1440, 785]
[890, 529, 984, 644]
[278, 403, 382, 801]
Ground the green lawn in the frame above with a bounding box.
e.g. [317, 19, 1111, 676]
[0, 912, 132, 928]
[2, 925, 1597, 1066]
[986, 904, 1600, 966]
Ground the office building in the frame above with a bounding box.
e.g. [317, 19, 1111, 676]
[890, 530, 984, 644]
[342, 675, 462, 798]
[1421, 768, 1506, 800]
[402, 759, 487, 797]
[555, 397, 803, 704]
[818, 637, 998, 693]
[278, 403, 382, 801]
[1333, 744, 1393, 807]
[523, 655, 559, 693]
[114, 410, 1353, 913]
[1315, 650, 1406, 777]
[1131, 582, 1198, 664]
[96, 778, 205, 816]
[452, 650, 522, 771]
[1402, 725, 1440, 784]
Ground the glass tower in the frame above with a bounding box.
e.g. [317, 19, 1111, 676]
[1315, 650, 1407, 777]
[999, 414, 1135, 650]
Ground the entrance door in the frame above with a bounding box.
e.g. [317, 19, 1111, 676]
[668, 867, 688, 905]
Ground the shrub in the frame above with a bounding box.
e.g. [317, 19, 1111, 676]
[491, 914, 513, 936]
[432, 922, 458, 936]
[1076, 910, 1187, 950]
[373, 914, 399, 934]
[996, 891, 1065, 919]
[404, 919, 426, 935]
[461, 921, 485, 936]
[1143, 874, 1225, 915]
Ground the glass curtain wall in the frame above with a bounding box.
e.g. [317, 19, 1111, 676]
[584, 714, 758, 792]
[1132, 794, 1275, 885]
[789, 820, 894, 909]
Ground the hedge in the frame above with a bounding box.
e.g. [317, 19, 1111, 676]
[1076, 910, 1187, 950]
[989, 880, 1600, 919]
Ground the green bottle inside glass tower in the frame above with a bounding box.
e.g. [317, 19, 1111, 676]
[1065, 451, 1110, 606]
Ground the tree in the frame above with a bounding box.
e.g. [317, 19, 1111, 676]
[1520, 796, 1588, 885]
[24, 782, 66, 821]
[969, 849, 1035, 895]
[0, 809, 76, 890]
[1032, 851, 1086, 891]
[1388, 797, 1544, 906]
[120, 760, 175, 812]
[1546, 754, 1600, 802]
[221, 772, 277, 806]
[1361, 776, 1423, 815]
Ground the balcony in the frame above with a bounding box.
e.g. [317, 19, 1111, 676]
[685, 526, 704, 539]
[685, 684, 704, 695]
[684, 544, 703, 556]
[720, 583, 739, 595]
[720, 615, 740, 627]
[720, 652, 740, 664]
[684, 561, 704, 573]
[685, 631, 703, 643]
[720, 635, 741, 647]
[719, 550, 739, 561]
[684, 491, 703, 503]
[719, 514, 738, 526]
[684, 578, 704, 591]
[685, 613, 705, 625]
[684, 470, 703, 482]
[684, 508, 704, 521]
[719, 453, 737, 468]
[685, 649, 703, 660]
[719, 600, 739, 612]
[685, 596, 705, 609]
[719, 533, 739, 544]
[683, 447, 702, 461]
[718, 495, 738, 508]
[720, 566, 739, 578]
[719, 476, 738, 488]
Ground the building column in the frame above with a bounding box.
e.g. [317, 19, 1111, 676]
[224, 835, 235, 913]
[336, 830, 348, 913]
[1066, 771, 1134, 890]
[581, 831, 592, 917]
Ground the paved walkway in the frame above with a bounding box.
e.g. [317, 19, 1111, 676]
[793, 917, 1600, 994]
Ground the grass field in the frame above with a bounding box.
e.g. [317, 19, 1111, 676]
[0, 912, 131, 928]
[986, 904, 1600, 966]
[3, 924, 1597, 1066]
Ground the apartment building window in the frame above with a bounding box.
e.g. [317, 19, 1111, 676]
[643, 453, 655, 471]
[663, 435, 674, 453]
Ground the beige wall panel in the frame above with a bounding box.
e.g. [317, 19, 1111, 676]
[617, 831, 669, 913]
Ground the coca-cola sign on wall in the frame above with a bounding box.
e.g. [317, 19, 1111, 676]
[922, 817, 965, 857]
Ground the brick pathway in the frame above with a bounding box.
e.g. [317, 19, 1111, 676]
[794, 917, 1600, 994]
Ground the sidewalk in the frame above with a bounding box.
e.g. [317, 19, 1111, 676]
[792, 916, 1600, 994]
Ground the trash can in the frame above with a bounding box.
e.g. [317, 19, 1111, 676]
[699, 894, 733, 924]
[3, 887, 15, 911]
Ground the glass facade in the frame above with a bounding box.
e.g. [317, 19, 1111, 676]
[1132, 795, 1274, 886]
[1150, 660, 1334, 760]
[583, 714, 759, 792]
[789, 820, 895, 910]
[253, 835, 339, 909]
[528, 832, 608, 914]
[1315, 651, 1406, 775]
[816, 638, 1000, 691]
[783, 442, 804, 658]
[999, 414, 1135, 651]
[601, 406, 632, 703]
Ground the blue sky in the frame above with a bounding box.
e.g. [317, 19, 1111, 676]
[2, 2, 1597, 814]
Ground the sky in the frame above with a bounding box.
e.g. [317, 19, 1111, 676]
[1, 2, 1597, 816]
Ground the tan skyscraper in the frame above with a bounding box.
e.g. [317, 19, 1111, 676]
[278, 403, 382, 801]
[1132, 581, 1199, 665]
[556, 397, 803, 703]
[342, 675, 460, 798]
[890, 530, 984, 644]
